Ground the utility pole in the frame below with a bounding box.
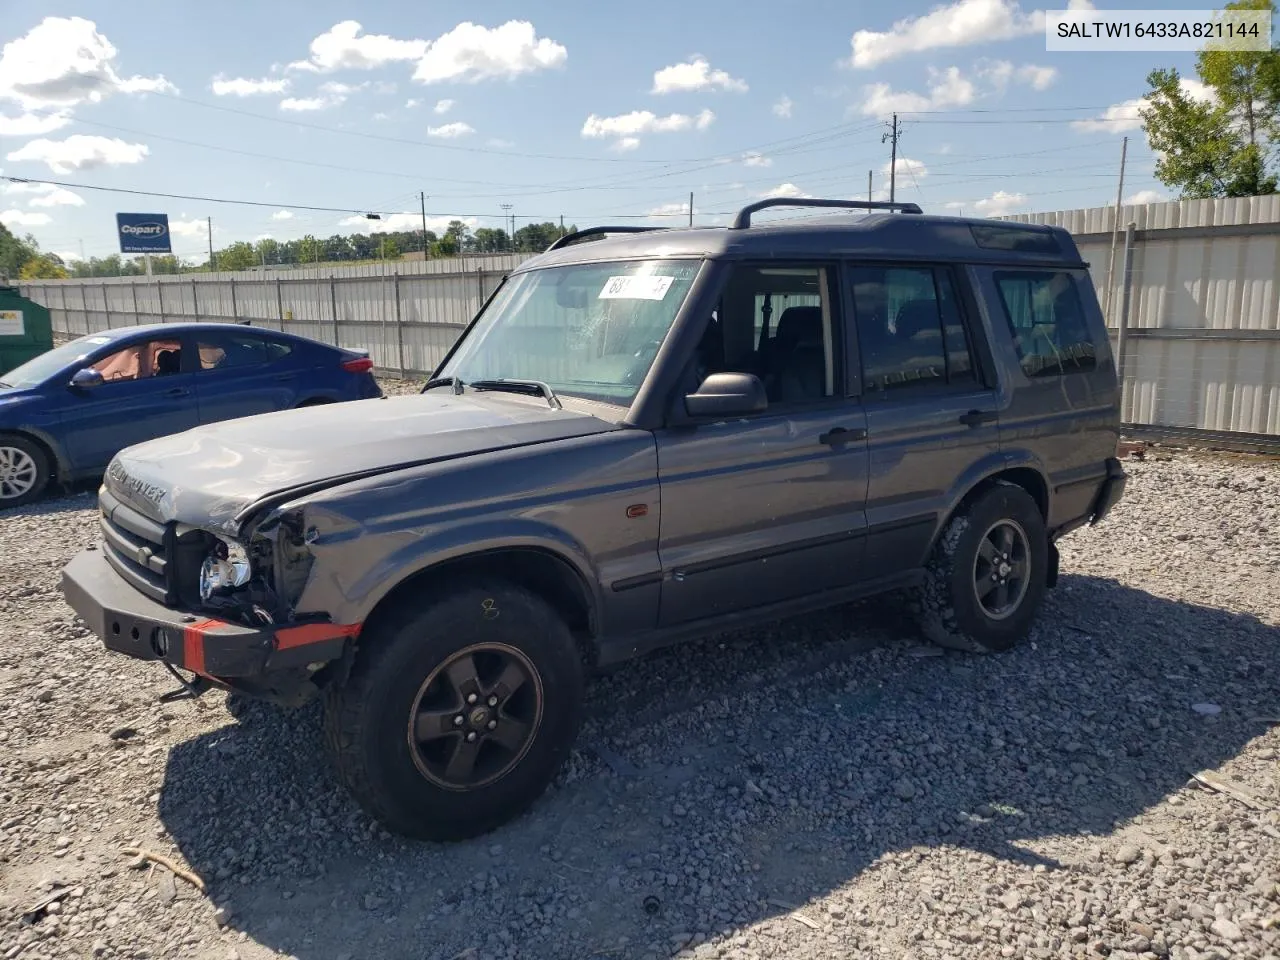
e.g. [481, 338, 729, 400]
[1103, 135, 1130, 324]
[500, 203, 513, 252]
[420, 192, 430, 258]
[688, 192, 694, 227]
[559, 214, 565, 236]
[207, 216, 214, 270]
[881, 113, 901, 204]
[867, 170, 872, 202]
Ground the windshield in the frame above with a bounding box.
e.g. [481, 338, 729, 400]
[437, 259, 700, 406]
[1, 334, 117, 389]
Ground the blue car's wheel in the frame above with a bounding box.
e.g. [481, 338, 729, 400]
[0, 435, 49, 508]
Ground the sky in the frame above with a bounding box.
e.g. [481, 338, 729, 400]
[0, 0, 1202, 264]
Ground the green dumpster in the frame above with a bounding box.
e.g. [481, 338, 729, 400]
[0, 284, 53, 377]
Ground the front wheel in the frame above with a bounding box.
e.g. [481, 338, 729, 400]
[910, 482, 1048, 653]
[0, 435, 49, 508]
[324, 580, 584, 840]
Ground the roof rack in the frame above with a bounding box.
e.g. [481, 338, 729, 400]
[544, 225, 666, 252]
[730, 198, 923, 230]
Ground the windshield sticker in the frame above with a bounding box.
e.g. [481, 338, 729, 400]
[598, 275, 675, 301]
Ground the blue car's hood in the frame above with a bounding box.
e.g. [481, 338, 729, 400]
[104, 392, 617, 533]
[0, 385, 36, 412]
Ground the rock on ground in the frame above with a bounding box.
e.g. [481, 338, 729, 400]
[1, 442, 1279, 960]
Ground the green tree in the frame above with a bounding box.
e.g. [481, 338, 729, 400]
[0, 223, 36, 280]
[19, 254, 68, 280]
[514, 221, 572, 252]
[216, 242, 257, 272]
[298, 235, 322, 264]
[472, 227, 510, 252]
[1141, 0, 1280, 197]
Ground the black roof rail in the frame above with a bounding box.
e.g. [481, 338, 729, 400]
[730, 198, 923, 230]
[544, 225, 666, 252]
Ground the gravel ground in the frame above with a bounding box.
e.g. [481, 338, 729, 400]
[1, 422, 1278, 960]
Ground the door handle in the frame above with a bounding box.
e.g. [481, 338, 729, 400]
[959, 409, 997, 428]
[165, 387, 190, 398]
[819, 426, 867, 445]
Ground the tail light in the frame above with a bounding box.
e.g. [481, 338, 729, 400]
[341, 356, 374, 373]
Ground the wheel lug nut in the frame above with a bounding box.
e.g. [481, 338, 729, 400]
[487, 696, 498, 707]
[487, 719, 497, 730]
[465, 731, 477, 742]
[453, 715, 464, 726]
[466, 693, 478, 704]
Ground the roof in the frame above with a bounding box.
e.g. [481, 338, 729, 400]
[76, 322, 295, 341]
[518, 213, 1085, 272]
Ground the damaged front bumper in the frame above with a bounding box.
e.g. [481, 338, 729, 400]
[61, 547, 360, 706]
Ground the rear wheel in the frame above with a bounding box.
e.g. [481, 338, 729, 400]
[910, 482, 1047, 652]
[0, 435, 49, 508]
[324, 580, 584, 840]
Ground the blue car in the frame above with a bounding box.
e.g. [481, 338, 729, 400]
[0, 322, 381, 507]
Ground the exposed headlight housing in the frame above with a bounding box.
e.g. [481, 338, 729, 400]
[199, 536, 252, 601]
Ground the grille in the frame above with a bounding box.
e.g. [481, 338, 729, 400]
[99, 488, 170, 604]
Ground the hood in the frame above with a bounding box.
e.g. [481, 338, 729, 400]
[105, 392, 617, 532]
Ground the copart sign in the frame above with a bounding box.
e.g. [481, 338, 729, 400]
[116, 213, 172, 254]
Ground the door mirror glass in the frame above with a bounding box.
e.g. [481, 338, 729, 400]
[70, 368, 104, 389]
[685, 372, 767, 418]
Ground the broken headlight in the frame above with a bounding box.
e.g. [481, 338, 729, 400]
[199, 536, 252, 601]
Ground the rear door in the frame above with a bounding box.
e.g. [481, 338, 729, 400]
[972, 266, 1119, 527]
[61, 335, 199, 472]
[847, 262, 1002, 574]
[654, 262, 870, 626]
[192, 331, 300, 423]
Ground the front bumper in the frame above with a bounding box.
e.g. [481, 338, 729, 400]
[61, 547, 358, 684]
[1089, 456, 1128, 525]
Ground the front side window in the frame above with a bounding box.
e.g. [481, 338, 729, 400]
[91, 339, 183, 382]
[848, 265, 976, 394]
[993, 270, 1097, 377]
[439, 259, 700, 406]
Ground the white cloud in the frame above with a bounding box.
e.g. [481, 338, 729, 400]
[253, 233, 273, 243]
[1125, 189, 1167, 205]
[0, 110, 71, 135]
[757, 182, 809, 199]
[405, 98, 421, 108]
[373, 111, 389, 121]
[742, 152, 772, 168]
[1072, 80, 1212, 134]
[271, 210, 295, 221]
[647, 201, 696, 219]
[945, 190, 1028, 216]
[434, 98, 455, 114]
[885, 157, 929, 181]
[427, 121, 475, 139]
[289, 21, 428, 72]
[339, 212, 477, 234]
[977, 59, 1058, 91]
[849, 0, 1094, 69]
[5, 134, 148, 173]
[1016, 63, 1057, 90]
[859, 66, 975, 115]
[169, 218, 209, 238]
[0, 16, 176, 109]
[651, 56, 747, 94]
[211, 75, 289, 96]
[280, 96, 333, 112]
[487, 137, 515, 148]
[0, 208, 52, 227]
[320, 81, 367, 97]
[773, 95, 793, 118]
[581, 109, 714, 148]
[413, 21, 567, 84]
[14, 183, 84, 207]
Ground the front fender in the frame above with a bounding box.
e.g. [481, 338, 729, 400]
[297, 514, 602, 627]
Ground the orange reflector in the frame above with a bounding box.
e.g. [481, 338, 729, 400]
[625, 504, 648, 519]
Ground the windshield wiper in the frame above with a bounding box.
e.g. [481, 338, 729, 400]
[467, 378, 562, 410]
[0, 381, 12, 388]
[422, 375, 464, 395]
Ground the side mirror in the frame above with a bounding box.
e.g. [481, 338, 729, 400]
[70, 368, 104, 389]
[684, 372, 767, 418]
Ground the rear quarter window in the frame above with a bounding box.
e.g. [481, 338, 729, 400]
[992, 270, 1097, 378]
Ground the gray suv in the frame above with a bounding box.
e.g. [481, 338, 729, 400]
[60, 199, 1126, 840]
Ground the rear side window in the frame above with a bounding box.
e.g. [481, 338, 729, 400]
[847, 264, 977, 395]
[993, 271, 1096, 377]
[196, 333, 276, 371]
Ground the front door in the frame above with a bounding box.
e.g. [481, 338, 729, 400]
[62, 335, 200, 472]
[847, 263, 1003, 573]
[655, 262, 870, 627]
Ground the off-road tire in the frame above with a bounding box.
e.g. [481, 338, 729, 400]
[0, 434, 50, 508]
[910, 482, 1048, 653]
[323, 580, 584, 841]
